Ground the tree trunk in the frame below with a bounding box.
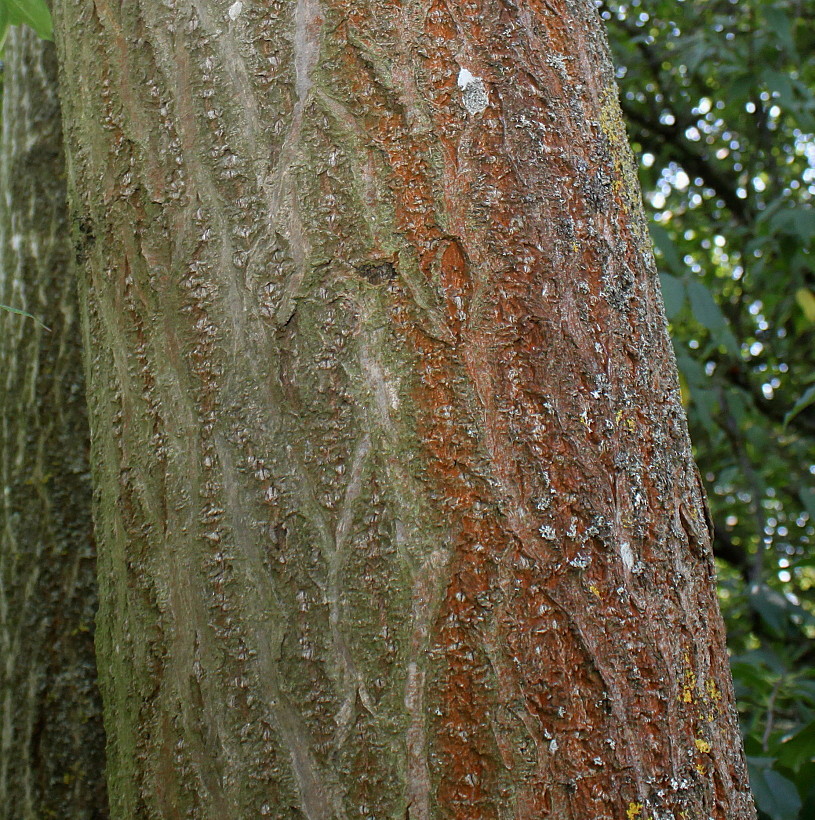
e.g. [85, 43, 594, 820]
[0, 27, 107, 819]
[53, 0, 756, 817]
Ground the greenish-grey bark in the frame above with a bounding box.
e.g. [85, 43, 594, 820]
[0, 26, 107, 820]
[53, 0, 755, 818]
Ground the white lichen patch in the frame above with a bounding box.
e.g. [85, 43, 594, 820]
[620, 540, 634, 572]
[228, 1, 242, 20]
[457, 67, 489, 115]
[457, 68, 476, 89]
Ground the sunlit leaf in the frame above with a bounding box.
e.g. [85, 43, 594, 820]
[3, 0, 52, 40]
[0, 4, 9, 51]
[795, 288, 815, 323]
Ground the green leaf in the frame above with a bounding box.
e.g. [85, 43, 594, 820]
[731, 660, 776, 694]
[659, 272, 686, 319]
[777, 721, 815, 772]
[0, 4, 9, 51]
[688, 380, 719, 436]
[794, 761, 815, 820]
[686, 279, 738, 354]
[682, 37, 710, 77]
[763, 68, 796, 109]
[747, 759, 803, 820]
[3, 0, 52, 40]
[728, 74, 756, 103]
[0, 303, 50, 330]
[688, 279, 727, 332]
[770, 207, 815, 242]
[720, 326, 740, 357]
[763, 8, 795, 53]
[733, 647, 788, 676]
[675, 348, 705, 387]
[2, 2, 24, 26]
[785, 384, 815, 427]
[749, 585, 789, 636]
[801, 487, 815, 522]
[650, 223, 685, 274]
[792, 680, 815, 701]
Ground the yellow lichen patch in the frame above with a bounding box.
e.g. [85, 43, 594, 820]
[615, 410, 637, 432]
[597, 85, 649, 248]
[589, 584, 601, 598]
[706, 678, 722, 703]
[627, 802, 643, 820]
[599, 87, 628, 160]
[695, 737, 712, 754]
[679, 652, 697, 703]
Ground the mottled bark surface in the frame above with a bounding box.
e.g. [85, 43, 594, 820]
[0, 27, 107, 820]
[54, 0, 755, 818]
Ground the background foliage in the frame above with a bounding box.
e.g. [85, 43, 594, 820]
[603, 1, 815, 818]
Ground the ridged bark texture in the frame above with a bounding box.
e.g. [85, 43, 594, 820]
[53, 1, 756, 818]
[0, 27, 108, 820]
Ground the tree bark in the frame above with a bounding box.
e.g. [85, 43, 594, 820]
[53, 0, 755, 817]
[0, 27, 107, 819]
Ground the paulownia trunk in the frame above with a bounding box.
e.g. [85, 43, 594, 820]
[53, 0, 755, 817]
[0, 27, 107, 819]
